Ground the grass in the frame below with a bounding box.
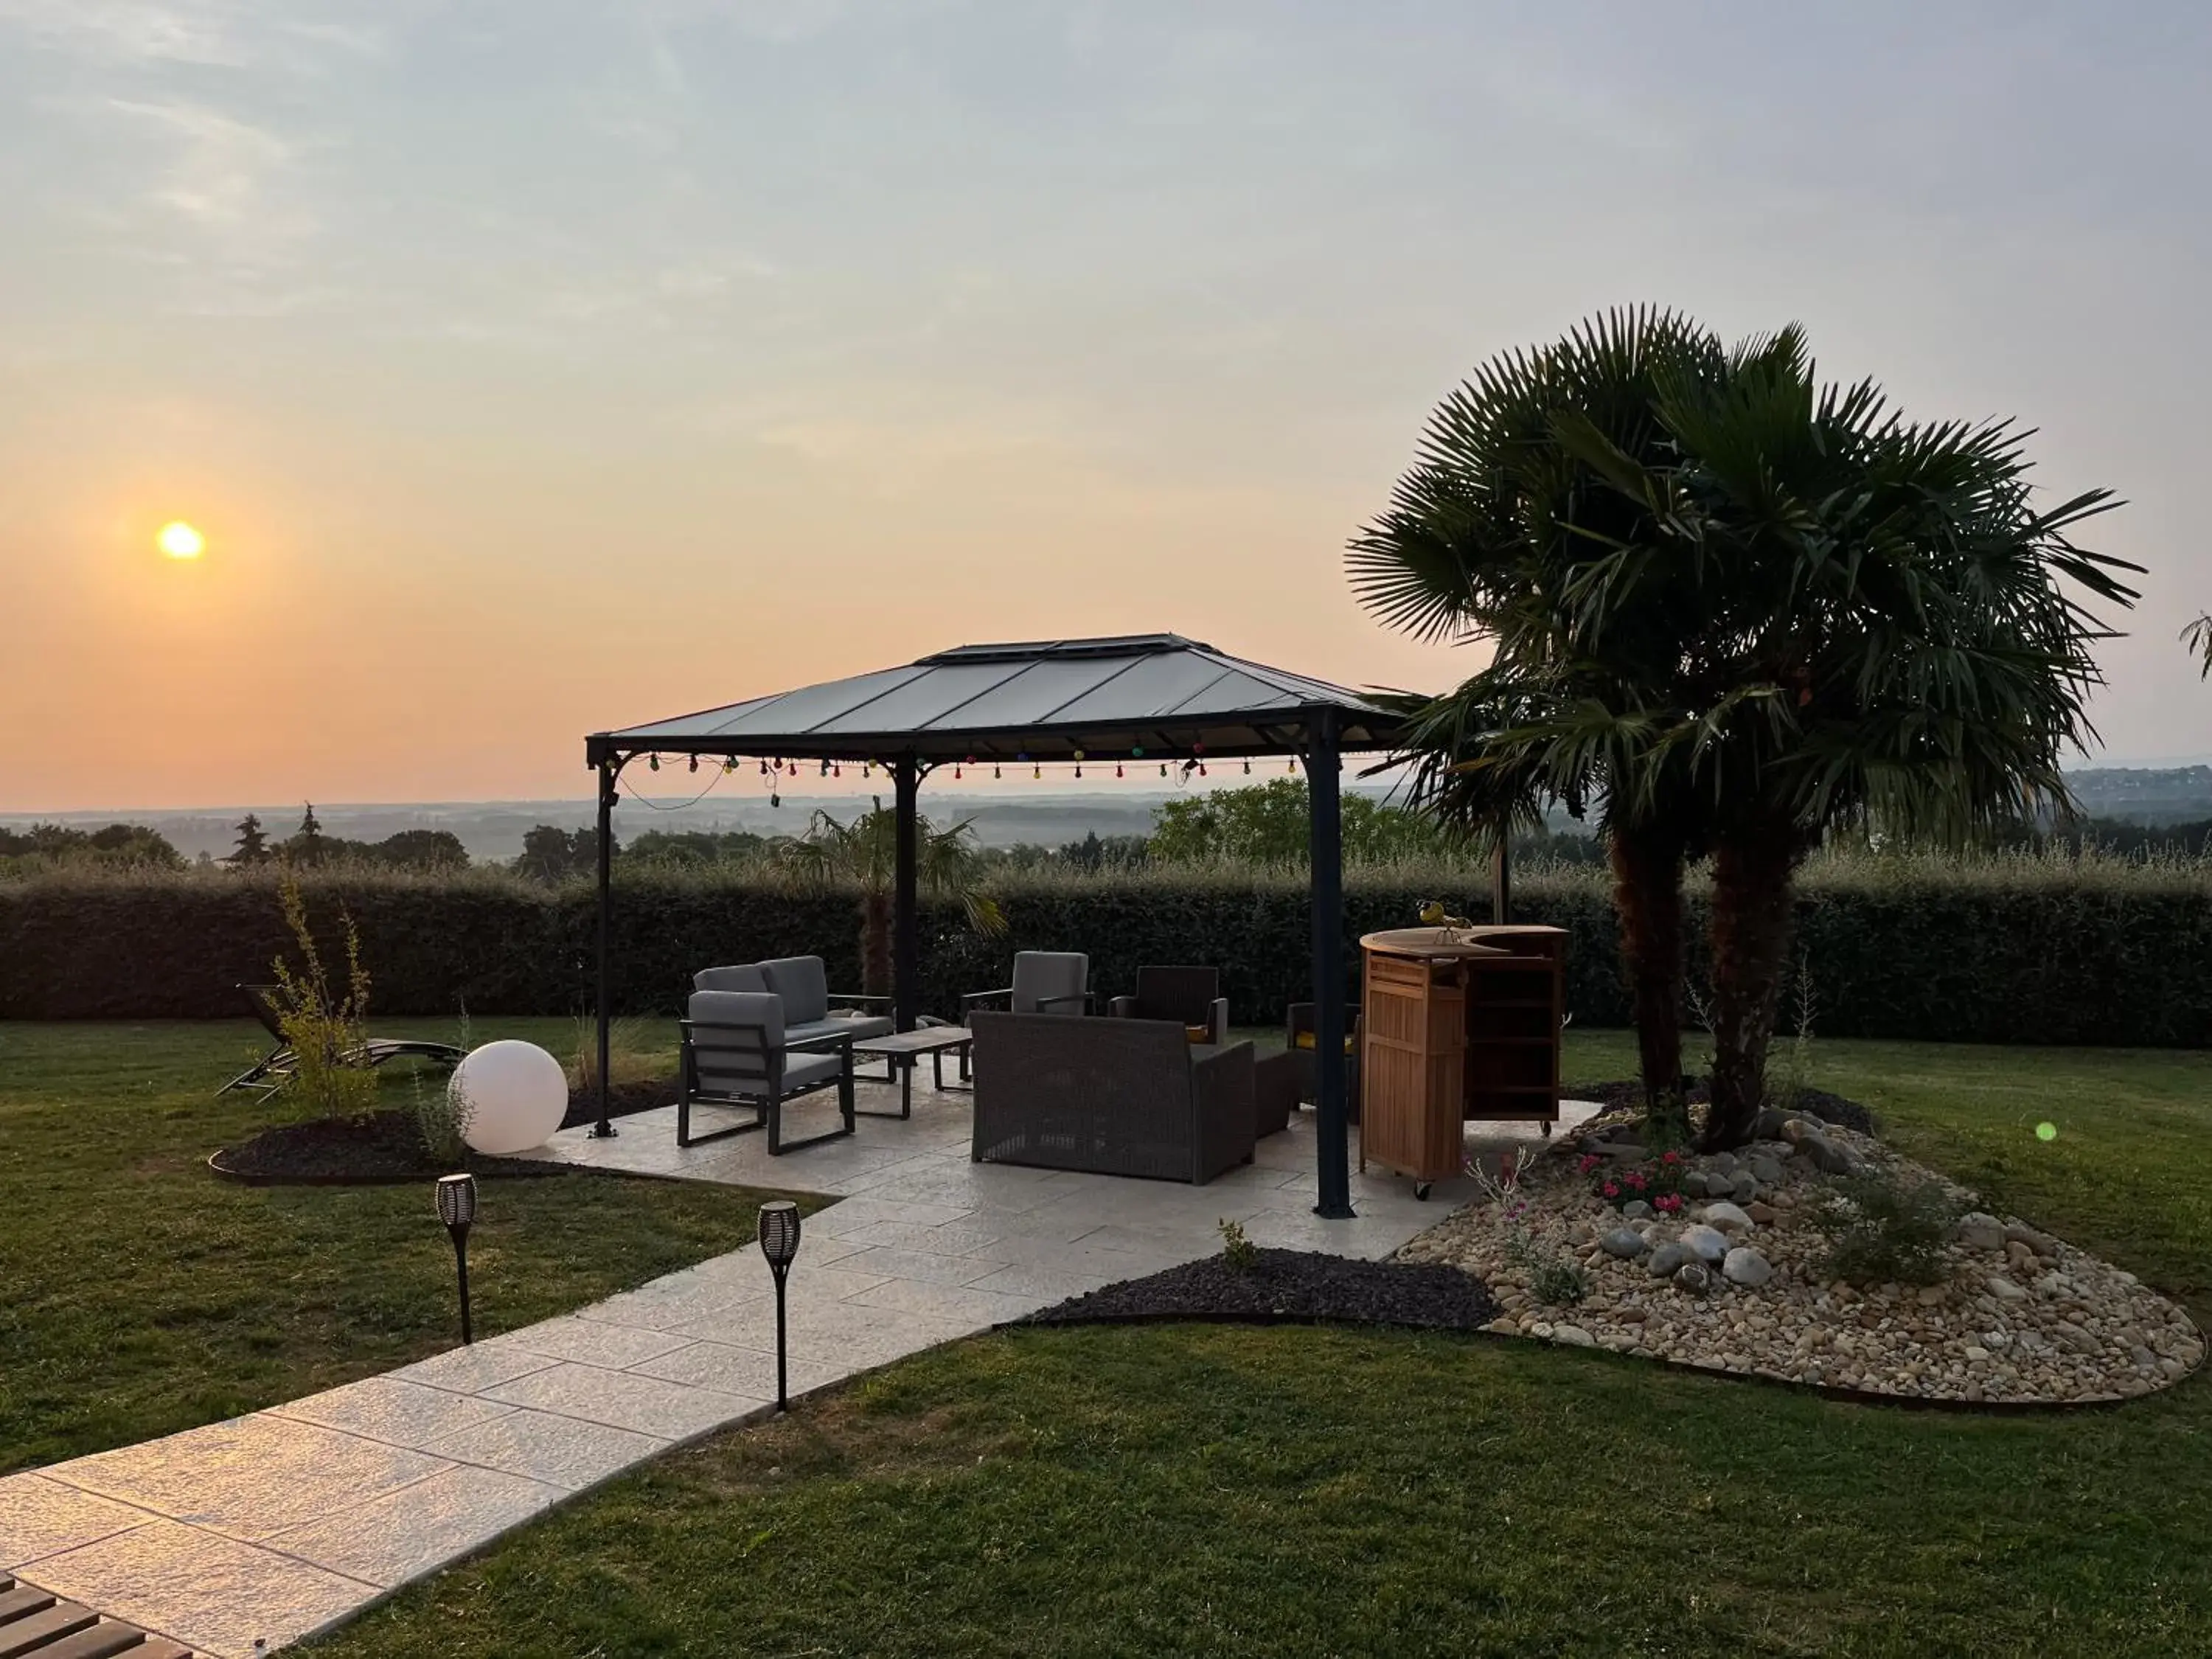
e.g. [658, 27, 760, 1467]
[0, 1015, 799, 1474]
[304, 1029, 2212, 1659]
[7, 1019, 2210, 1654]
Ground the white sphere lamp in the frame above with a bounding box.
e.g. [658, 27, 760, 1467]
[453, 1040, 568, 1155]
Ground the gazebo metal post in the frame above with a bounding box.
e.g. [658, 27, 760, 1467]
[591, 756, 619, 1138]
[1306, 710, 1354, 1219]
[893, 754, 919, 1032]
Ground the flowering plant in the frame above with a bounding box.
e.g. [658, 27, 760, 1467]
[1584, 1147, 1688, 1211]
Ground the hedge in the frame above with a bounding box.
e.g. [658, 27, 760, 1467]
[2, 854, 2208, 1046]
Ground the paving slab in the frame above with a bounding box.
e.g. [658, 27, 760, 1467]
[0, 1475, 154, 1573]
[269, 1377, 516, 1453]
[20, 1518, 376, 1659]
[422, 1408, 667, 1492]
[265, 1464, 566, 1589]
[479, 1363, 768, 1441]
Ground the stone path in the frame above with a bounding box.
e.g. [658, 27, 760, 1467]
[0, 1075, 1590, 1656]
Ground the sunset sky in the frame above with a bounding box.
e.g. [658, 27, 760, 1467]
[4, 1, 2209, 812]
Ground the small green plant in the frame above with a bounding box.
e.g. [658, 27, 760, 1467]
[1767, 956, 1818, 1110]
[268, 874, 380, 1120]
[411, 1070, 472, 1166]
[1528, 1259, 1589, 1307]
[1218, 1218, 1258, 1273]
[569, 1009, 654, 1092]
[1812, 1169, 1964, 1286]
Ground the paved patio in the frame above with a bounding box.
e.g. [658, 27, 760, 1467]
[0, 1073, 1593, 1657]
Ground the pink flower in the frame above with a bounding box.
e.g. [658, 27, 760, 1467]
[1655, 1192, 1683, 1214]
[1601, 1182, 1620, 1199]
[1661, 1150, 1682, 1164]
[1578, 1154, 1601, 1175]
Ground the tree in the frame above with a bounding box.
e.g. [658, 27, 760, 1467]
[2186, 613, 2211, 678]
[512, 825, 609, 883]
[372, 829, 470, 870]
[226, 813, 272, 868]
[1354, 307, 2136, 1146]
[285, 802, 330, 867]
[778, 801, 1006, 998]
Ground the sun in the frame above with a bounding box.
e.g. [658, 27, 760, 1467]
[157, 521, 205, 560]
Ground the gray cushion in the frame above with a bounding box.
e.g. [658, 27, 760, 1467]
[694, 964, 768, 995]
[779, 1051, 844, 1093]
[790, 1014, 894, 1046]
[760, 956, 830, 1025]
[689, 989, 782, 1045]
[1010, 951, 1088, 1015]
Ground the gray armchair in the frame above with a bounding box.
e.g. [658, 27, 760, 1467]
[679, 989, 856, 1153]
[962, 951, 1092, 1020]
[969, 1011, 1254, 1184]
[1109, 965, 1228, 1046]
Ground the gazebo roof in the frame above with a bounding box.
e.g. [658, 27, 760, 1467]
[585, 634, 1405, 765]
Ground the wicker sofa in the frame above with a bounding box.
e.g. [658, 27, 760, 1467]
[968, 1011, 1256, 1184]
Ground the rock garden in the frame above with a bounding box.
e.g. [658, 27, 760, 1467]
[1397, 1095, 2205, 1405]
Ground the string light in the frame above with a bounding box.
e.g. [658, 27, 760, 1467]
[759, 759, 770, 776]
[1242, 759, 1251, 774]
[1116, 762, 1124, 778]
[648, 754, 660, 771]
[722, 759, 735, 773]
[833, 763, 841, 778]
[994, 762, 1002, 779]
[688, 755, 698, 773]
[1159, 763, 1167, 777]
[820, 760, 830, 776]
[1073, 748, 1084, 779]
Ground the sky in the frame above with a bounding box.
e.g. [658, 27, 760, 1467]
[4, 0, 2209, 813]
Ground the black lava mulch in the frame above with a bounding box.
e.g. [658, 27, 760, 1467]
[1582, 1078, 1877, 1137]
[1023, 1248, 1498, 1332]
[215, 1110, 581, 1184]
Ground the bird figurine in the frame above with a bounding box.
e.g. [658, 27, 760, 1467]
[1418, 899, 1477, 940]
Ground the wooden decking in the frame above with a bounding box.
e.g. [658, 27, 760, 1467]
[0, 1578, 189, 1658]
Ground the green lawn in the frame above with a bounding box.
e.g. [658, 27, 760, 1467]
[0, 1016, 797, 1474]
[7, 1021, 2210, 1655]
[307, 1031, 2212, 1659]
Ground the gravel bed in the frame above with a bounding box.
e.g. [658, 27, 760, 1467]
[1398, 1111, 2204, 1405]
[1024, 1248, 1499, 1331]
[1581, 1079, 1878, 1137]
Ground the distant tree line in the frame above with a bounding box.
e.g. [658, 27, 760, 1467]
[0, 822, 184, 871]
[220, 807, 469, 872]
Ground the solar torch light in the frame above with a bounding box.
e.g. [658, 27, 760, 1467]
[757, 1200, 803, 1411]
[436, 1173, 479, 1345]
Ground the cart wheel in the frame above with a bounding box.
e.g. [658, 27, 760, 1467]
[1415, 1182, 1432, 1201]
[1540, 1121, 1553, 1138]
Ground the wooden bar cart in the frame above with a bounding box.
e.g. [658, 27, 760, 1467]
[1357, 925, 1567, 1198]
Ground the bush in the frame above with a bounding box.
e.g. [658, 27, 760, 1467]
[267, 877, 380, 1121]
[1812, 1170, 1965, 1287]
[1, 846, 2209, 1046]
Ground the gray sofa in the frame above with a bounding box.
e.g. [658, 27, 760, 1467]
[693, 956, 894, 1048]
[969, 1011, 1255, 1184]
[680, 989, 856, 1153]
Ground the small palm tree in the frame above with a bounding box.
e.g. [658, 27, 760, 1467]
[1356, 308, 2138, 1147]
[778, 801, 1006, 998]
[2187, 613, 2212, 678]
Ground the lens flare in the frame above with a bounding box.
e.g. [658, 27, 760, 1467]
[157, 521, 205, 559]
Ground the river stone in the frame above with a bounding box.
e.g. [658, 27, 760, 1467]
[1680, 1171, 1711, 1199]
[1601, 1228, 1649, 1259]
[1700, 1202, 1753, 1234]
[1751, 1107, 1790, 1138]
[1802, 1134, 1858, 1176]
[1621, 1200, 1655, 1221]
[1722, 1246, 1773, 1287]
[1646, 1242, 1691, 1278]
[1986, 1276, 2028, 1303]
[1730, 1171, 1761, 1204]
[1682, 1224, 1729, 1264]
[1954, 1213, 2006, 1252]
[2004, 1221, 2060, 1256]
[1706, 1151, 1739, 1177]
[1552, 1324, 1596, 1347]
[1747, 1154, 1786, 1186]
[1672, 1262, 1712, 1294]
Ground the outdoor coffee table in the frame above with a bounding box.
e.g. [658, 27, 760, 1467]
[850, 1026, 975, 1119]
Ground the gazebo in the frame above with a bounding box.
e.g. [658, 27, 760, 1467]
[583, 633, 1407, 1218]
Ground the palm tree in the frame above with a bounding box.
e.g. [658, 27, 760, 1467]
[2186, 614, 2212, 677]
[1355, 309, 2138, 1146]
[777, 801, 1006, 998]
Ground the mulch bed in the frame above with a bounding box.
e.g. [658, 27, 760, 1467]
[212, 1079, 681, 1185]
[1581, 1078, 1877, 1137]
[1023, 1248, 1498, 1332]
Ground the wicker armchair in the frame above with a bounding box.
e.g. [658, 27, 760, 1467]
[969, 1011, 1255, 1184]
[1107, 965, 1228, 1045]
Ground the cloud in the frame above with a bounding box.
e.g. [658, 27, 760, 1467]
[108, 98, 302, 231]
[0, 1, 389, 69]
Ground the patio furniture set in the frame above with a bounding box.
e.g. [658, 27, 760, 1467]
[676, 950, 1316, 1184]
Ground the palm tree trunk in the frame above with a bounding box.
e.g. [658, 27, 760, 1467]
[1703, 818, 1803, 1150]
[1607, 824, 1686, 1124]
[858, 888, 893, 1000]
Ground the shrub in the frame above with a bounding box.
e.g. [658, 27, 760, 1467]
[267, 876, 380, 1121]
[1812, 1170, 1965, 1287]
[1218, 1218, 1258, 1273]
